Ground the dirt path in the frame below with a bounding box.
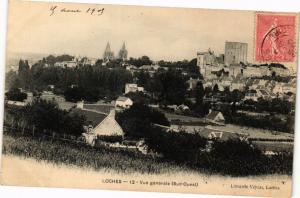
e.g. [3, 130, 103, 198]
[0, 155, 292, 197]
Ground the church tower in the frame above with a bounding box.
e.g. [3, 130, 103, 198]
[118, 42, 128, 61]
[103, 42, 114, 62]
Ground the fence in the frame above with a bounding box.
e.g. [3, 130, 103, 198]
[3, 124, 85, 144]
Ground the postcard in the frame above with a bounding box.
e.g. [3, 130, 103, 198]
[1, 0, 299, 197]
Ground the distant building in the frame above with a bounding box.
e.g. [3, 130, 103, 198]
[84, 109, 123, 142]
[230, 78, 245, 91]
[197, 49, 218, 74]
[115, 96, 133, 109]
[224, 41, 248, 66]
[103, 42, 114, 62]
[244, 90, 258, 101]
[125, 83, 144, 94]
[118, 42, 128, 60]
[54, 60, 77, 68]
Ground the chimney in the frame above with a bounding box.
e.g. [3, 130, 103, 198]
[77, 100, 84, 109]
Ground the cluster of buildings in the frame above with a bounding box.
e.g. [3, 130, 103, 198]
[191, 41, 296, 102]
[53, 41, 128, 68]
[125, 64, 167, 76]
[197, 41, 290, 80]
[54, 56, 96, 68]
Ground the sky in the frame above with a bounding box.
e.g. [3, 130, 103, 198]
[6, 0, 258, 62]
[5, 0, 298, 73]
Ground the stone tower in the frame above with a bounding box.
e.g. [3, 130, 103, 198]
[103, 42, 114, 62]
[118, 42, 128, 60]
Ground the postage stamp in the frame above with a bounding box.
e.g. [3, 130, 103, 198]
[255, 13, 296, 62]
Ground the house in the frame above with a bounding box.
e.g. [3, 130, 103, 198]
[220, 76, 232, 87]
[206, 110, 225, 125]
[282, 83, 296, 94]
[82, 109, 124, 145]
[230, 78, 245, 91]
[186, 77, 201, 90]
[273, 83, 284, 94]
[54, 60, 77, 68]
[125, 83, 144, 94]
[244, 90, 258, 101]
[72, 103, 124, 146]
[115, 96, 133, 109]
[139, 65, 160, 71]
[126, 65, 138, 73]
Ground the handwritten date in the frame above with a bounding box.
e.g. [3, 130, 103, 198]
[50, 6, 104, 16]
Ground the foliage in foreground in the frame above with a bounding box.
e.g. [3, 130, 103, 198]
[146, 127, 293, 176]
[2, 133, 183, 175]
[5, 99, 85, 137]
[3, 130, 293, 176]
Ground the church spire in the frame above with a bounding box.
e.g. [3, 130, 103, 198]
[103, 42, 114, 61]
[118, 42, 128, 60]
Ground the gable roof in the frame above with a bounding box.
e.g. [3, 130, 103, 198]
[206, 111, 223, 120]
[71, 108, 106, 127]
[92, 110, 124, 136]
[116, 96, 130, 102]
[83, 104, 113, 114]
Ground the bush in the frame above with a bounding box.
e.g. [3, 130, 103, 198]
[7, 99, 86, 137]
[116, 103, 169, 138]
[5, 88, 27, 101]
[146, 127, 207, 163]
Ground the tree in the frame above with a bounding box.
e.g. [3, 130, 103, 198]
[127, 56, 153, 67]
[116, 103, 169, 138]
[24, 99, 85, 136]
[151, 69, 187, 105]
[18, 59, 30, 89]
[5, 88, 27, 101]
[213, 84, 219, 93]
[195, 81, 205, 104]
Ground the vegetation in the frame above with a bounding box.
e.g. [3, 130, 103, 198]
[241, 98, 293, 115]
[5, 88, 27, 101]
[127, 56, 152, 67]
[146, 127, 207, 163]
[2, 133, 184, 175]
[5, 99, 85, 137]
[150, 69, 188, 105]
[224, 112, 294, 133]
[2, 130, 293, 176]
[116, 103, 169, 138]
[196, 139, 293, 176]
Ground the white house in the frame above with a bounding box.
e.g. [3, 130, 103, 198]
[115, 96, 133, 109]
[82, 110, 124, 146]
[244, 90, 258, 101]
[125, 83, 144, 94]
[54, 60, 77, 68]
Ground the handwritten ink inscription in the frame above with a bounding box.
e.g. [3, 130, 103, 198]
[50, 5, 104, 16]
[255, 14, 296, 62]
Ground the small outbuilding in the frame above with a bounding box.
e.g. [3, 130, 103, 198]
[206, 110, 225, 125]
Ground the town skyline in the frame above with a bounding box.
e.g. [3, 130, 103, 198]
[7, 1, 256, 62]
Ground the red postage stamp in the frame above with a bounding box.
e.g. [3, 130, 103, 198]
[255, 13, 296, 62]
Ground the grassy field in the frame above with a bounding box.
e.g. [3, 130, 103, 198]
[2, 133, 188, 175]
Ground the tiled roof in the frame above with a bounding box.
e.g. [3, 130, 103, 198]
[71, 108, 107, 127]
[116, 96, 130, 102]
[206, 111, 221, 120]
[83, 104, 113, 114]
